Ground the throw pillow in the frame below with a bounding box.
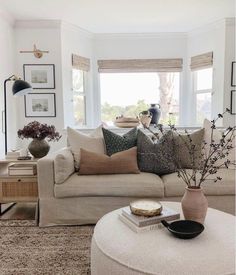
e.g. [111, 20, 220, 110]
[172, 128, 205, 169]
[67, 126, 105, 170]
[54, 148, 75, 184]
[78, 147, 140, 175]
[102, 127, 138, 156]
[137, 130, 176, 175]
[203, 119, 235, 168]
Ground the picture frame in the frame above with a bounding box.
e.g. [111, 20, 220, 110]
[24, 93, 56, 117]
[23, 64, 55, 89]
[230, 90, 236, 115]
[231, 62, 236, 87]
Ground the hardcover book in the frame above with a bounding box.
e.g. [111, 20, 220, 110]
[122, 206, 180, 227]
[119, 214, 163, 233]
[8, 163, 37, 176]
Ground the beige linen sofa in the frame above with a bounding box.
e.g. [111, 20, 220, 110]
[38, 148, 235, 227]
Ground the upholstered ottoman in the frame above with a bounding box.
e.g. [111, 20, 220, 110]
[91, 202, 235, 275]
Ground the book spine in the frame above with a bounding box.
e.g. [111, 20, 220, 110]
[119, 214, 163, 233]
[8, 170, 36, 176]
[122, 210, 180, 227]
[138, 214, 180, 227]
[9, 167, 35, 170]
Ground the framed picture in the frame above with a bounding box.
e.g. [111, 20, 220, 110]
[24, 93, 56, 117]
[231, 62, 236, 87]
[230, 90, 236, 115]
[23, 64, 55, 89]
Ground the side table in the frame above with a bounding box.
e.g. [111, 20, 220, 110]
[0, 159, 38, 215]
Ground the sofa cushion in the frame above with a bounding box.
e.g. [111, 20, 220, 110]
[54, 148, 75, 184]
[203, 119, 235, 168]
[137, 130, 176, 175]
[162, 168, 235, 197]
[172, 128, 204, 169]
[54, 172, 164, 198]
[78, 147, 140, 175]
[102, 127, 138, 156]
[67, 126, 105, 170]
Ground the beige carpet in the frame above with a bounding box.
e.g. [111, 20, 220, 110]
[0, 220, 93, 275]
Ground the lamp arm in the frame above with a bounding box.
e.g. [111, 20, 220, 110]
[3, 76, 16, 155]
[6, 75, 18, 81]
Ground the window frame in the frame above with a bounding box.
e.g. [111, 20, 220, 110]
[99, 71, 181, 126]
[72, 68, 87, 127]
[192, 68, 213, 125]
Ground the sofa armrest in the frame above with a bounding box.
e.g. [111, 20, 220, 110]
[37, 147, 73, 198]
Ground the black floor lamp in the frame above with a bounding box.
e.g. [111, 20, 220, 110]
[3, 75, 33, 154]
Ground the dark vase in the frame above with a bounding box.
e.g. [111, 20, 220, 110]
[148, 104, 161, 125]
[28, 138, 50, 158]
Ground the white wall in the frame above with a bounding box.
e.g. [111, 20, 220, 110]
[14, 21, 66, 152]
[0, 11, 16, 158]
[223, 19, 235, 126]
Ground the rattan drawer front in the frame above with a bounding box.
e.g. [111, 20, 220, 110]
[1, 180, 38, 198]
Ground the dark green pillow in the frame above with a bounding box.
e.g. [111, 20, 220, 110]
[102, 127, 138, 156]
[137, 130, 176, 175]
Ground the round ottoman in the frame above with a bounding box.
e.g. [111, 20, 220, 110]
[91, 201, 235, 275]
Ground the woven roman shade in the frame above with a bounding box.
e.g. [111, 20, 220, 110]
[190, 52, 213, 71]
[72, 54, 90, 72]
[97, 58, 183, 73]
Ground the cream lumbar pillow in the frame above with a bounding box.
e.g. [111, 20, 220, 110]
[54, 148, 75, 184]
[78, 147, 140, 175]
[67, 126, 105, 170]
[203, 119, 235, 168]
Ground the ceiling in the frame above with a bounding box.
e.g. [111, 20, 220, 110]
[0, 0, 235, 33]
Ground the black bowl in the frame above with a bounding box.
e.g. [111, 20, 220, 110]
[161, 220, 204, 239]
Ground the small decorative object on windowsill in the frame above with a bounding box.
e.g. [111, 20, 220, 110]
[114, 115, 140, 128]
[148, 103, 161, 125]
[139, 110, 152, 128]
[144, 109, 235, 224]
[17, 121, 61, 158]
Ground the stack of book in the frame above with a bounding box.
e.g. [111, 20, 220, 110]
[5, 151, 20, 160]
[119, 206, 180, 233]
[8, 163, 37, 176]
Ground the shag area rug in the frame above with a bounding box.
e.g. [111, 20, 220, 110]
[0, 220, 94, 275]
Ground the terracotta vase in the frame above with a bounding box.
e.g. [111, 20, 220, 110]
[28, 138, 50, 158]
[181, 187, 208, 224]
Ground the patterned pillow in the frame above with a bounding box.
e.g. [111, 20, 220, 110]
[102, 127, 138, 156]
[137, 130, 176, 175]
[172, 129, 204, 169]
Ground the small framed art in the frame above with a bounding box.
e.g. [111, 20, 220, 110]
[23, 64, 55, 89]
[231, 62, 236, 87]
[230, 90, 236, 115]
[24, 93, 56, 117]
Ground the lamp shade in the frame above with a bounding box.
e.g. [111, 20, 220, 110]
[12, 79, 33, 96]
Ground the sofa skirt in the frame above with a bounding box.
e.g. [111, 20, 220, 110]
[39, 195, 235, 227]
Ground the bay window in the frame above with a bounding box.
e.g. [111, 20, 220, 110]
[100, 72, 180, 126]
[98, 58, 183, 127]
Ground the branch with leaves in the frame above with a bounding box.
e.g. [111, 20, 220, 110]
[141, 109, 235, 188]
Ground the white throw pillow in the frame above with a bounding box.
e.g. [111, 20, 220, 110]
[54, 148, 75, 184]
[67, 126, 105, 170]
[203, 119, 235, 168]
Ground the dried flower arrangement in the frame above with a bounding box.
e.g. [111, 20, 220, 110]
[18, 121, 61, 142]
[142, 109, 235, 188]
